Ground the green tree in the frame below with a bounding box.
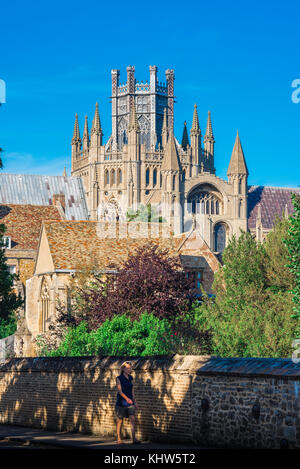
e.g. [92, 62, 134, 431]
[283, 194, 300, 338]
[126, 204, 164, 223]
[0, 224, 23, 334]
[195, 226, 295, 358]
[264, 215, 295, 292]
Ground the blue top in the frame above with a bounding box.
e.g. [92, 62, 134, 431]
[116, 373, 134, 407]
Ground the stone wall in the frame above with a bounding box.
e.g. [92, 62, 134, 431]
[0, 355, 299, 449]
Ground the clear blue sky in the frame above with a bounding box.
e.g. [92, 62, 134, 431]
[0, 0, 299, 187]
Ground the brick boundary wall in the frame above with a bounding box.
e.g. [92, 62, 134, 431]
[0, 355, 299, 448]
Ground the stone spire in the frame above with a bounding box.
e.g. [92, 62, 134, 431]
[82, 115, 89, 154]
[127, 156, 134, 207]
[63, 166, 67, 177]
[161, 107, 168, 148]
[72, 114, 81, 143]
[128, 102, 140, 132]
[161, 129, 180, 171]
[128, 103, 140, 162]
[190, 105, 201, 174]
[83, 115, 89, 139]
[91, 103, 102, 135]
[227, 130, 248, 176]
[90, 103, 103, 147]
[190, 104, 200, 136]
[204, 110, 214, 142]
[204, 110, 215, 173]
[181, 121, 190, 150]
[128, 156, 134, 183]
[71, 114, 81, 166]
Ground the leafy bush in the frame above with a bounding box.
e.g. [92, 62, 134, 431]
[0, 224, 23, 322]
[40, 313, 180, 357]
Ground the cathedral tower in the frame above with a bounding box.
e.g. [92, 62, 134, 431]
[71, 65, 249, 254]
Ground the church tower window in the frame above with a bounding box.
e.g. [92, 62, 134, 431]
[146, 168, 150, 186]
[105, 169, 109, 186]
[117, 169, 122, 185]
[111, 169, 116, 186]
[187, 187, 223, 215]
[153, 168, 157, 187]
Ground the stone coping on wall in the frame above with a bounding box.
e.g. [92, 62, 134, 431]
[0, 355, 300, 379]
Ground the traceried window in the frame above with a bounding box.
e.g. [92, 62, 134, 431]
[187, 190, 223, 215]
[118, 117, 128, 150]
[138, 115, 150, 150]
[214, 223, 227, 253]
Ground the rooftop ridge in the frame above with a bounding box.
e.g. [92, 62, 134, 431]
[248, 184, 300, 190]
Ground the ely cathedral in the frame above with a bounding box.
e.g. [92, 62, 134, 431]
[1, 64, 298, 356]
[71, 65, 249, 254]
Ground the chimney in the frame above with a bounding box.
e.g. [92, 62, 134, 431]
[52, 194, 66, 211]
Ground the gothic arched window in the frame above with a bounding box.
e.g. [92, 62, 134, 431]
[118, 117, 128, 150]
[138, 115, 150, 150]
[146, 168, 150, 186]
[214, 224, 226, 253]
[105, 169, 109, 186]
[111, 169, 116, 186]
[153, 168, 157, 187]
[172, 175, 176, 191]
[117, 169, 122, 185]
[187, 189, 223, 215]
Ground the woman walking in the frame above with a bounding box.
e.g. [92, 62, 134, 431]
[115, 361, 140, 445]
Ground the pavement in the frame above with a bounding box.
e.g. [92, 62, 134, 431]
[0, 424, 204, 450]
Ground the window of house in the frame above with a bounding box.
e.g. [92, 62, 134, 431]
[8, 265, 16, 275]
[186, 270, 203, 289]
[3, 236, 11, 249]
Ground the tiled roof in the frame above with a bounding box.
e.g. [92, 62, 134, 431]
[43, 221, 184, 271]
[0, 174, 89, 221]
[0, 204, 62, 250]
[247, 185, 300, 230]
